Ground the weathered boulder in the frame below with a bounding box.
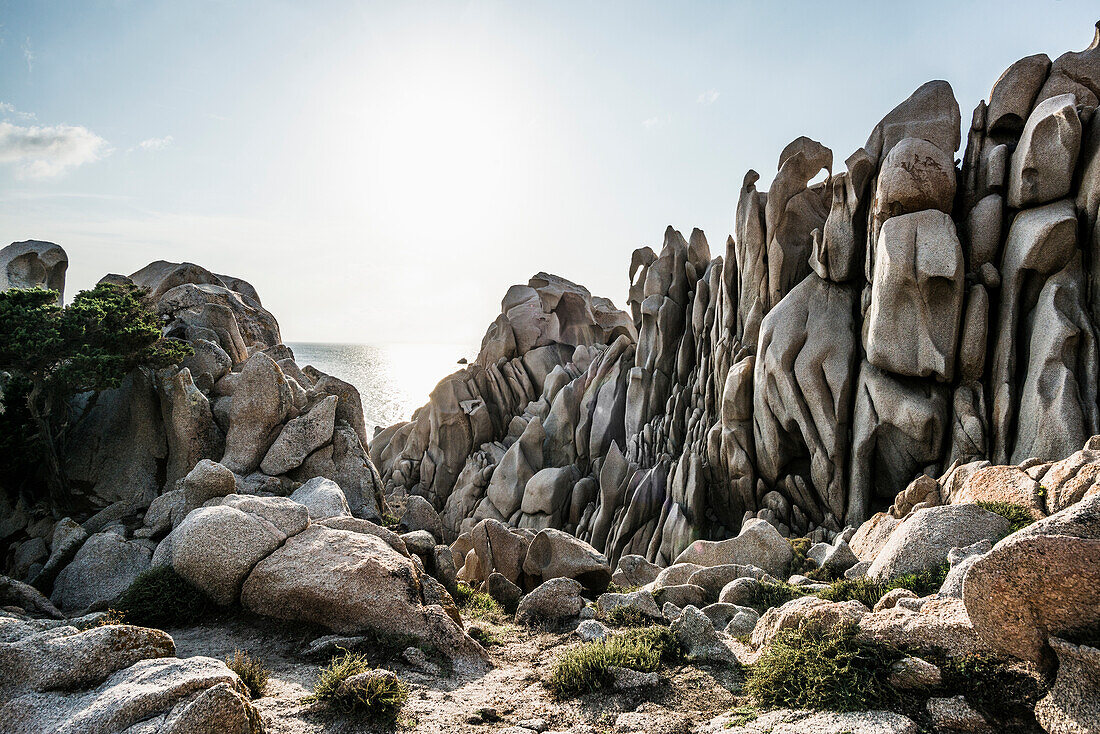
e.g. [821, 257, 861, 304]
[873, 137, 956, 227]
[865, 210, 965, 382]
[515, 577, 585, 624]
[179, 459, 237, 516]
[698, 708, 919, 734]
[0, 624, 174, 696]
[850, 513, 900, 561]
[939, 539, 992, 598]
[962, 494, 1100, 667]
[752, 597, 868, 649]
[260, 394, 337, 475]
[867, 504, 1010, 580]
[289, 476, 352, 520]
[1007, 93, 1082, 208]
[1035, 637, 1100, 734]
[158, 368, 224, 488]
[673, 519, 792, 577]
[522, 528, 611, 592]
[51, 533, 152, 613]
[64, 369, 167, 507]
[0, 655, 258, 734]
[0, 241, 67, 302]
[293, 420, 386, 521]
[220, 352, 292, 474]
[687, 564, 774, 599]
[671, 605, 736, 662]
[857, 597, 986, 656]
[399, 495, 445, 543]
[486, 572, 522, 611]
[169, 505, 286, 605]
[0, 576, 62, 619]
[240, 524, 483, 660]
[215, 494, 310, 537]
[596, 589, 662, 621]
[611, 554, 661, 588]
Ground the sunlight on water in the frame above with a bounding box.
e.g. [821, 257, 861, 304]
[286, 342, 476, 435]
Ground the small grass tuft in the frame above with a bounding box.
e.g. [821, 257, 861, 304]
[884, 562, 949, 598]
[604, 581, 641, 594]
[548, 626, 680, 697]
[92, 608, 128, 628]
[110, 566, 216, 628]
[744, 624, 901, 711]
[976, 501, 1037, 535]
[306, 651, 409, 722]
[785, 537, 813, 577]
[226, 649, 269, 699]
[452, 582, 506, 621]
[725, 704, 761, 726]
[816, 577, 889, 608]
[741, 581, 812, 614]
[603, 605, 654, 628]
[379, 512, 402, 530]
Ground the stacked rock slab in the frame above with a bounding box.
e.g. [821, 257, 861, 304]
[376, 22, 1100, 568]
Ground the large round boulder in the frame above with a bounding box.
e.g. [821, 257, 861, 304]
[240, 524, 484, 661]
[868, 504, 1010, 581]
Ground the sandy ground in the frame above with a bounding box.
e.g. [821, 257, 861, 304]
[168, 612, 743, 734]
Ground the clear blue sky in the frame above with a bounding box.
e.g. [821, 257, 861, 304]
[2, 0, 1097, 343]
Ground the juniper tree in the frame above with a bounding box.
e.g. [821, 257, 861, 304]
[0, 283, 191, 506]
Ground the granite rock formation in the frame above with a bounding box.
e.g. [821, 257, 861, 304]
[375, 22, 1100, 571]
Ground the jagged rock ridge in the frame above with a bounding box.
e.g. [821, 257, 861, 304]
[373, 22, 1100, 568]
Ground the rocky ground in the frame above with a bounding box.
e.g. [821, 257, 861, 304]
[166, 612, 742, 734]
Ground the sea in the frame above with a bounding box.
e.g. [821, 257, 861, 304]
[286, 343, 477, 436]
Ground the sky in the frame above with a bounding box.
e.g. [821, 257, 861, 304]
[1, 1, 1098, 344]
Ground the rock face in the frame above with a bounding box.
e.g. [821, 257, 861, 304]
[366, 22, 1100, 568]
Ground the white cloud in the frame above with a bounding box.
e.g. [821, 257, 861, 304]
[697, 89, 720, 105]
[0, 102, 37, 121]
[642, 116, 667, 129]
[0, 121, 109, 177]
[135, 135, 174, 151]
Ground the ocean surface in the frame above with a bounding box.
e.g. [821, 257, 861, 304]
[286, 342, 476, 435]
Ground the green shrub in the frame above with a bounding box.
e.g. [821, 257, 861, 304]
[604, 581, 641, 594]
[548, 626, 680, 696]
[380, 512, 402, 530]
[785, 537, 813, 577]
[111, 566, 215, 628]
[976, 501, 1037, 535]
[816, 577, 889, 608]
[885, 562, 950, 597]
[741, 581, 812, 614]
[744, 624, 900, 711]
[226, 650, 269, 699]
[452, 583, 505, 620]
[935, 652, 1047, 725]
[603, 605, 653, 628]
[307, 652, 409, 721]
